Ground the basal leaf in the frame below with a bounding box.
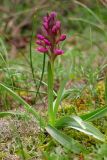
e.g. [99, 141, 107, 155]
[46, 125, 86, 153]
[80, 106, 107, 121]
[55, 115, 105, 142]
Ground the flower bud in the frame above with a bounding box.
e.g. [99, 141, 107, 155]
[37, 34, 45, 40]
[52, 25, 57, 33]
[55, 21, 61, 30]
[43, 22, 48, 30]
[50, 12, 57, 19]
[44, 39, 51, 46]
[60, 34, 66, 41]
[52, 21, 61, 33]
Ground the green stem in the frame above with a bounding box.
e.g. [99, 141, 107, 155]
[48, 60, 55, 125]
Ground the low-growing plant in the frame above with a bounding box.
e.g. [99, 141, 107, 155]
[0, 11, 107, 155]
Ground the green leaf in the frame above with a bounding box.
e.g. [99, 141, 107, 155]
[80, 106, 107, 121]
[46, 125, 86, 153]
[0, 111, 30, 119]
[0, 83, 45, 128]
[55, 115, 105, 142]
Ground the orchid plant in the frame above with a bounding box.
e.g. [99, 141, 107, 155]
[0, 12, 106, 154]
[36, 12, 66, 125]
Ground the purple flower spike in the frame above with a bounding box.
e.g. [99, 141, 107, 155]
[37, 34, 45, 40]
[54, 49, 64, 55]
[44, 39, 51, 46]
[36, 12, 66, 58]
[37, 47, 48, 53]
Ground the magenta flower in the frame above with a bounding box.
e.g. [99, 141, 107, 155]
[37, 47, 48, 53]
[36, 12, 66, 60]
[44, 39, 51, 46]
[54, 49, 64, 55]
[55, 21, 61, 30]
[37, 34, 45, 40]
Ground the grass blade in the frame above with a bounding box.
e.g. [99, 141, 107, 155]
[0, 111, 30, 119]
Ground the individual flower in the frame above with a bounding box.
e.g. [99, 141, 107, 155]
[36, 11, 66, 61]
[54, 49, 64, 55]
[37, 34, 45, 40]
[37, 47, 48, 53]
